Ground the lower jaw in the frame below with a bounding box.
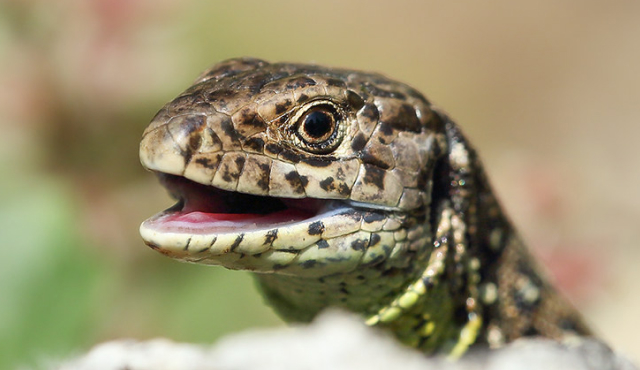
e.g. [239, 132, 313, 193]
[139, 202, 361, 259]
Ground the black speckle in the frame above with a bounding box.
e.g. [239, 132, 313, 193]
[362, 254, 384, 267]
[350, 239, 367, 251]
[221, 163, 232, 182]
[205, 89, 236, 109]
[273, 264, 286, 271]
[264, 229, 278, 245]
[361, 82, 406, 99]
[186, 133, 202, 157]
[302, 157, 333, 167]
[275, 101, 292, 115]
[359, 103, 379, 121]
[236, 108, 266, 129]
[301, 260, 317, 269]
[337, 183, 351, 196]
[308, 221, 325, 235]
[220, 118, 242, 141]
[362, 151, 392, 170]
[378, 122, 394, 136]
[319, 177, 335, 191]
[146, 242, 160, 250]
[221, 155, 245, 182]
[297, 93, 309, 103]
[229, 234, 244, 252]
[195, 156, 219, 170]
[184, 238, 191, 251]
[284, 171, 305, 194]
[346, 90, 365, 110]
[265, 143, 282, 155]
[369, 233, 381, 247]
[178, 115, 207, 162]
[363, 212, 386, 223]
[280, 149, 301, 163]
[243, 137, 265, 153]
[325, 78, 345, 87]
[234, 155, 246, 168]
[362, 165, 386, 189]
[286, 76, 316, 89]
[256, 162, 271, 192]
[299, 175, 309, 188]
[351, 133, 368, 152]
[317, 240, 330, 249]
[387, 103, 421, 133]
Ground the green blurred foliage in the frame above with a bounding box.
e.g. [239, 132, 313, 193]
[0, 1, 285, 368]
[0, 170, 106, 367]
[1, 0, 639, 368]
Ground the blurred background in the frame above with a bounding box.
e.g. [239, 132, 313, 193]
[1, 0, 639, 368]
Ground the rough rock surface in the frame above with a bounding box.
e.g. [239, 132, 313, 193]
[56, 311, 637, 370]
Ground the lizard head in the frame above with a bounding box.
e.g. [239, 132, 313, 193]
[138, 58, 589, 354]
[139, 57, 446, 277]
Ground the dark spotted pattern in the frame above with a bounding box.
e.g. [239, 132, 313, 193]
[307, 221, 325, 235]
[140, 58, 592, 357]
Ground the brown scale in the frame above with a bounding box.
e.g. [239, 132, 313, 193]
[140, 57, 592, 356]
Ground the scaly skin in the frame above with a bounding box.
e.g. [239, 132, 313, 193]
[139, 58, 591, 356]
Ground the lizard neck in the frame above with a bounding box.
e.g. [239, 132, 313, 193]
[254, 203, 476, 355]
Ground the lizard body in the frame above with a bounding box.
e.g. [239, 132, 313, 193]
[139, 58, 590, 355]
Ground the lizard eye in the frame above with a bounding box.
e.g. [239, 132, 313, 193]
[291, 101, 345, 154]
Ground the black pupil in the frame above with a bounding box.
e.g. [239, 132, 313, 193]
[303, 110, 333, 139]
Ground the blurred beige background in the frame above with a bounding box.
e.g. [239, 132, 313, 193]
[1, 0, 638, 368]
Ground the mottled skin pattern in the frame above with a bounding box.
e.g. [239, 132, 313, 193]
[139, 58, 591, 356]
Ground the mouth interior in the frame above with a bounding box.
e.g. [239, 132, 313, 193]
[145, 174, 327, 234]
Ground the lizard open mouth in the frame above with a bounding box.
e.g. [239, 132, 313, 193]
[143, 174, 335, 235]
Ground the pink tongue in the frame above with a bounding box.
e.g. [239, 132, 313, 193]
[148, 209, 314, 234]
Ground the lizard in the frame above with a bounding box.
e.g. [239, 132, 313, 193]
[139, 57, 591, 356]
